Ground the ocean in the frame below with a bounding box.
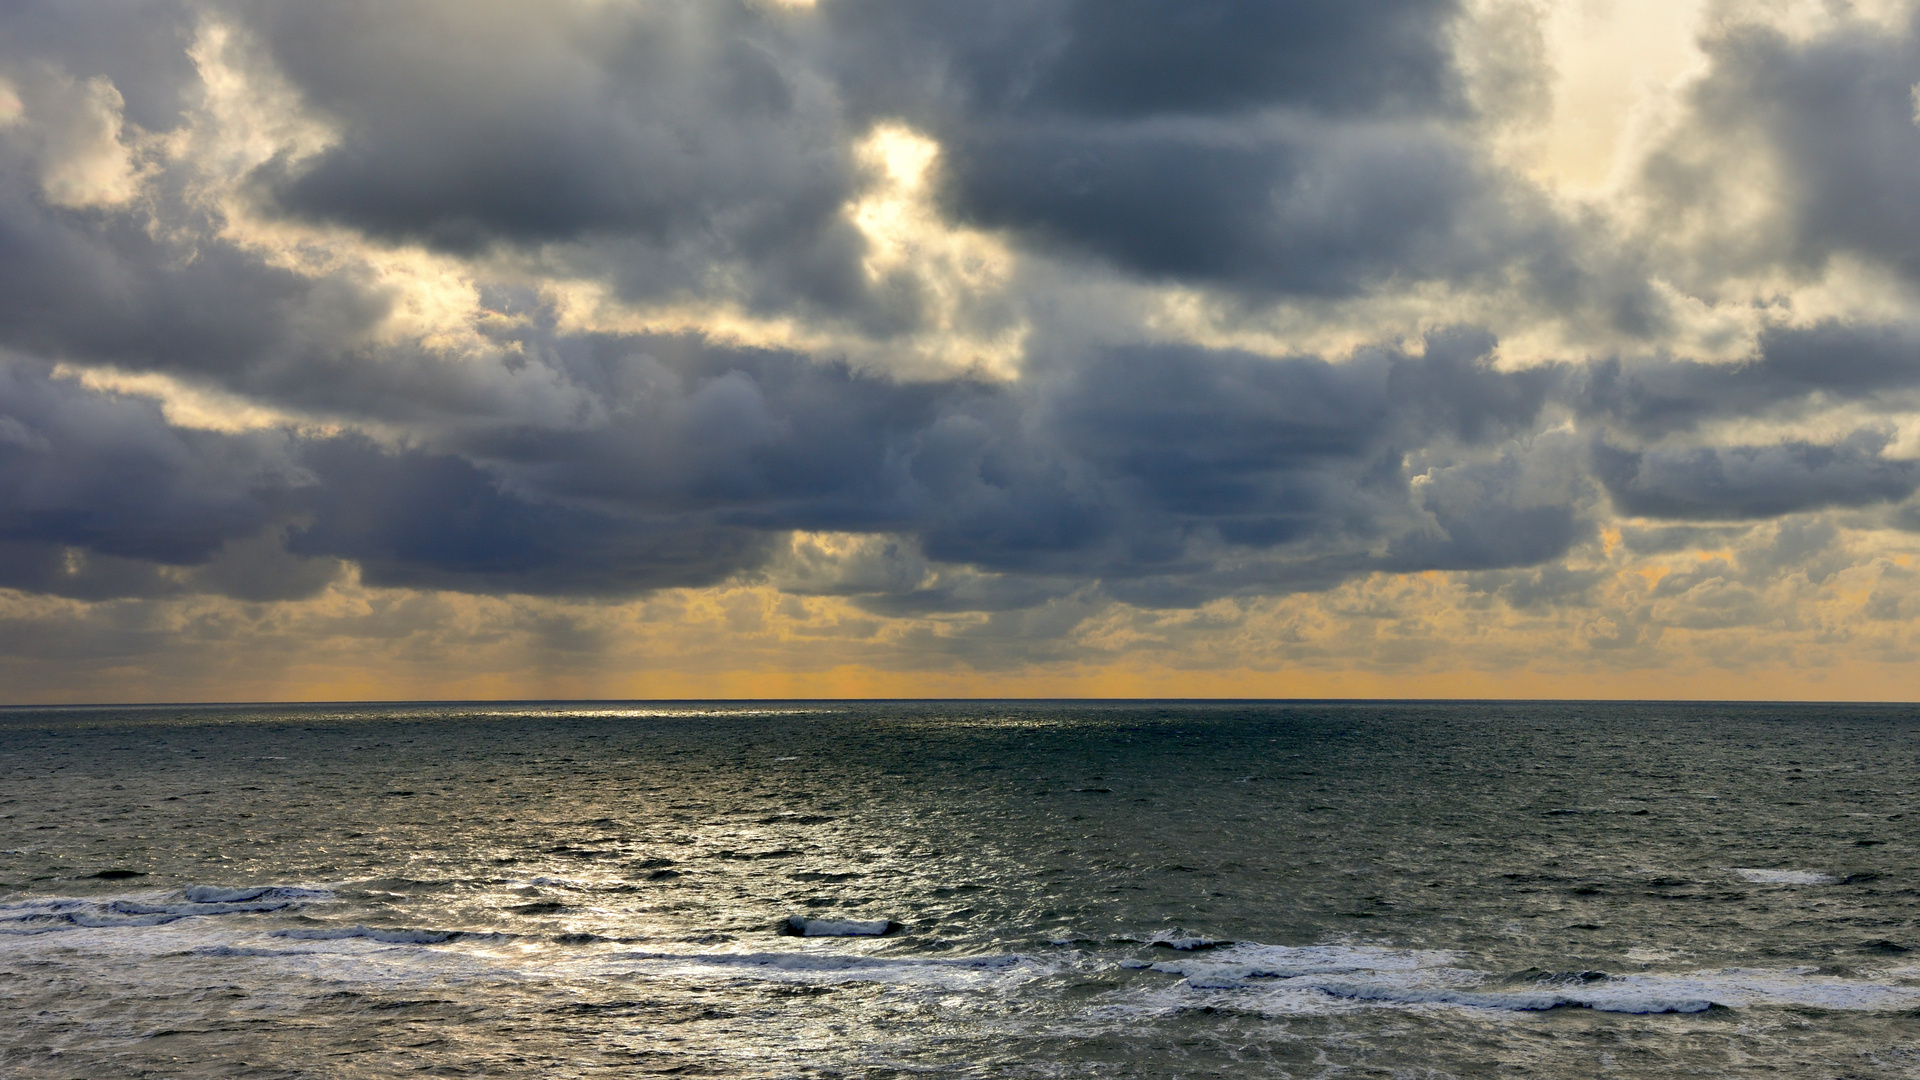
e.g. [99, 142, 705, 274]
[0, 700, 1915, 1078]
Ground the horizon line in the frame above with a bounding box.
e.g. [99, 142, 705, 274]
[3, 696, 1917, 709]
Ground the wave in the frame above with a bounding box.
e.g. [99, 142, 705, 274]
[1143, 943, 1920, 1015]
[1733, 868, 1837, 885]
[1130, 943, 1456, 977]
[183, 885, 333, 905]
[619, 949, 1028, 975]
[0, 885, 331, 934]
[1114, 929, 1233, 951]
[268, 924, 508, 946]
[592, 946, 1054, 995]
[783, 915, 895, 937]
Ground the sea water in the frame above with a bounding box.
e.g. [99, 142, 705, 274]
[0, 700, 1915, 1078]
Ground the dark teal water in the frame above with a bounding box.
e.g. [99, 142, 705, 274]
[1, 701, 1916, 1077]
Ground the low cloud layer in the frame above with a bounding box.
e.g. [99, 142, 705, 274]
[2, 0, 1920, 698]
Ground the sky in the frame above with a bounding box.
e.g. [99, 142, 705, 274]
[4, 0, 1920, 703]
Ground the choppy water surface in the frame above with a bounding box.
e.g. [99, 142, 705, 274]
[1, 700, 1916, 1078]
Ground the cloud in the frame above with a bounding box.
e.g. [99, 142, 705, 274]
[288, 435, 778, 596]
[0, 1, 200, 133]
[31, 73, 145, 209]
[1390, 435, 1593, 571]
[0, 361, 296, 571]
[252, 1, 846, 247]
[1595, 431, 1920, 520]
[1641, 13, 1920, 286]
[936, 118, 1537, 298]
[0, 317, 1582, 608]
[823, 0, 1466, 122]
[220, 0, 888, 334]
[815, 0, 1562, 300]
[1578, 321, 1920, 438]
[253, 327, 1568, 602]
[0, 0, 1918, 696]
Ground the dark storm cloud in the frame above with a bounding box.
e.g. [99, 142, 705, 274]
[936, 120, 1527, 296]
[287, 437, 778, 595]
[221, 0, 1528, 305]
[822, 0, 1464, 121]
[0, 189, 360, 393]
[0, 0, 199, 132]
[408, 330, 1574, 601]
[1579, 322, 1920, 438]
[0, 349, 786, 601]
[220, 0, 877, 317]
[0, 107, 616, 434]
[0, 321, 1587, 607]
[0, 362, 295, 597]
[0, 0, 1497, 329]
[1386, 449, 1590, 572]
[827, 0, 1550, 299]
[11, 302, 1901, 606]
[0, 160, 554, 429]
[0, 82, 430, 420]
[1563, 324, 1920, 530]
[0, 541, 180, 602]
[1594, 432, 1920, 521]
[251, 2, 843, 240]
[475, 335, 963, 528]
[1030, 328, 1561, 565]
[812, 0, 1602, 301]
[1645, 13, 1920, 283]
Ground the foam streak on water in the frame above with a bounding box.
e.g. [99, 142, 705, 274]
[1, 700, 1916, 1077]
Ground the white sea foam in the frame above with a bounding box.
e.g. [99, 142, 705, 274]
[193, 943, 328, 958]
[5, 911, 1031, 997]
[611, 947, 1044, 992]
[0, 885, 331, 933]
[623, 949, 1025, 973]
[1296, 980, 1715, 1014]
[1144, 942, 1920, 1015]
[270, 925, 462, 945]
[183, 885, 333, 905]
[1137, 929, 1231, 951]
[1155, 942, 1459, 978]
[1733, 868, 1837, 885]
[184, 885, 272, 904]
